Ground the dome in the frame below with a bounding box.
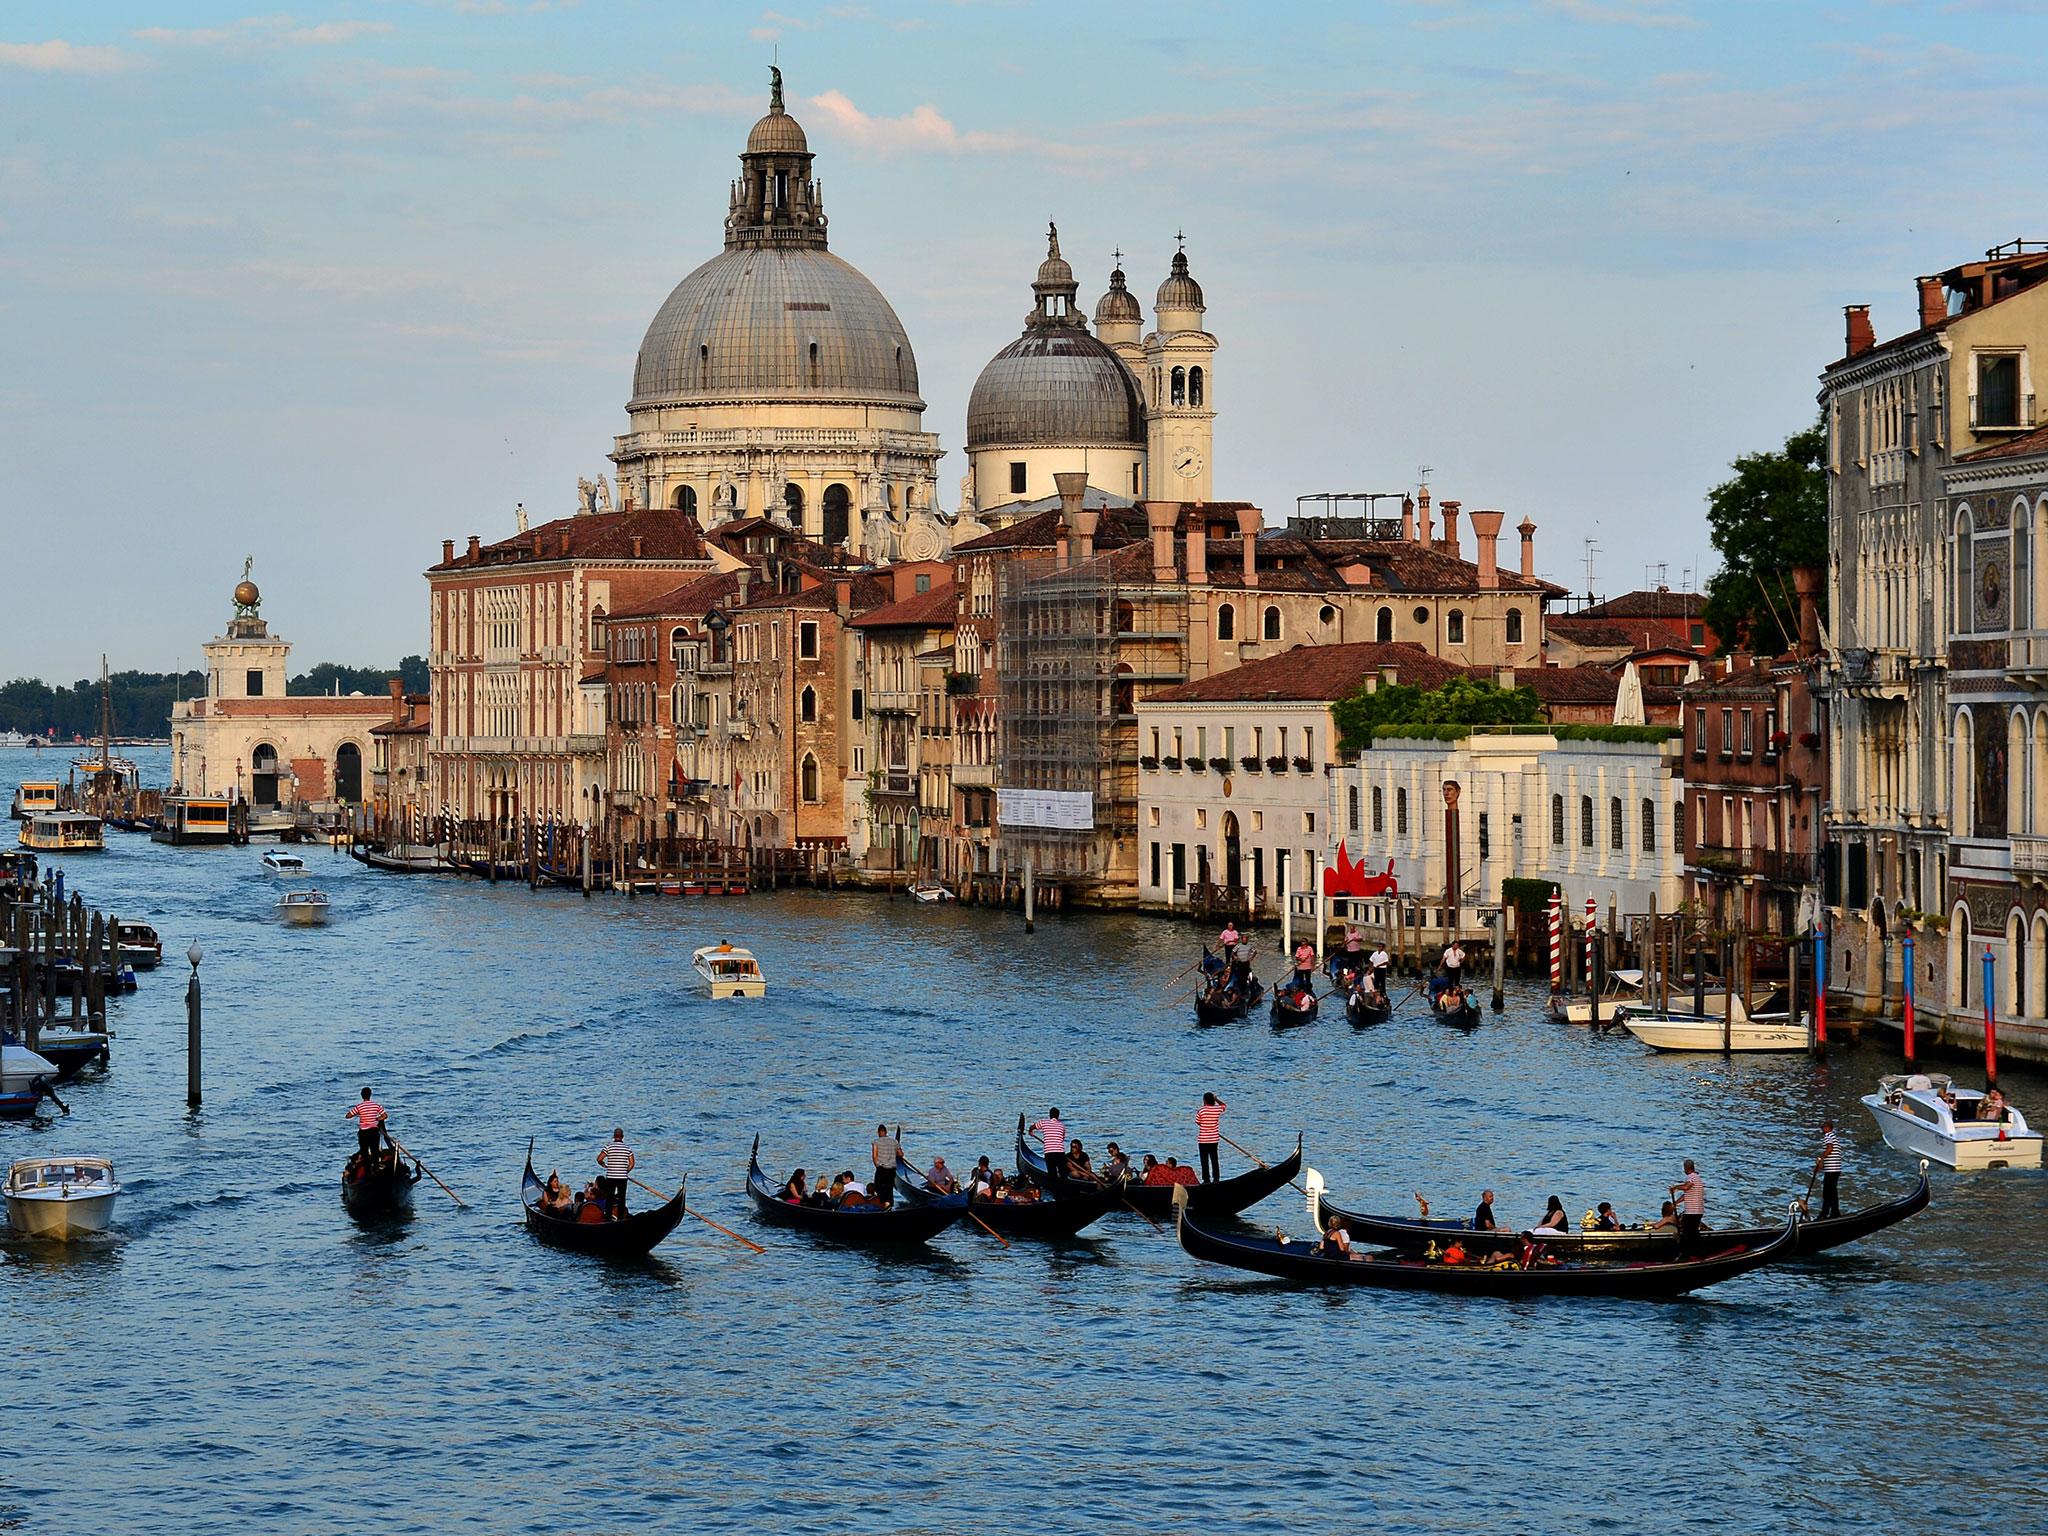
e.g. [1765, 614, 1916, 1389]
[1094, 263, 1141, 326]
[1156, 248, 1205, 313]
[746, 105, 808, 156]
[631, 245, 922, 407]
[967, 330, 1146, 448]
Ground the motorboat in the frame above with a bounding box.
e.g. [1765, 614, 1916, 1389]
[5, 1157, 120, 1239]
[277, 890, 331, 926]
[1556, 967, 1647, 1025]
[18, 811, 103, 853]
[261, 849, 307, 875]
[14, 1015, 110, 1080]
[1619, 987, 1807, 1052]
[1861, 1074, 2041, 1170]
[113, 920, 162, 970]
[692, 942, 765, 998]
[0, 1043, 60, 1118]
[908, 880, 954, 904]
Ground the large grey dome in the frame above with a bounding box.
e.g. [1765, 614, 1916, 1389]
[966, 329, 1145, 448]
[631, 246, 923, 408]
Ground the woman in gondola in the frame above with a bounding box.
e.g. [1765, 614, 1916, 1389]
[782, 1168, 808, 1203]
[1533, 1196, 1570, 1234]
[1318, 1218, 1356, 1261]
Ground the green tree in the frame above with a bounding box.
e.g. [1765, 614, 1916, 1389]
[1333, 675, 1543, 754]
[1701, 417, 1826, 656]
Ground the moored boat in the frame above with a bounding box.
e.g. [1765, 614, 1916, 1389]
[5, 1156, 119, 1239]
[746, 1136, 967, 1243]
[112, 920, 162, 970]
[1019, 1126, 1304, 1220]
[692, 942, 766, 999]
[908, 880, 954, 903]
[262, 849, 307, 875]
[1175, 1194, 1800, 1296]
[152, 795, 235, 846]
[1620, 995, 1806, 1052]
[0, 1043, 61, 1119]
[342, 1148, 422, 1218]
[1861, 1074, 2041, 1170]
[15, 1016, 110, 1080]
[521, 1142, 685, 1257]
[353, 843, 457, 874]
[9, 781, 60, 820]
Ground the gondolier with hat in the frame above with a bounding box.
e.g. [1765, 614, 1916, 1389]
[596, 1128, 636, 1220]
[1811, 1120, 1843, 1218]
[344, 1087, 390, 1166]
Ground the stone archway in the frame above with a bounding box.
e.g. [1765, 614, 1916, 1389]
[251, 743, 281, 808]
[823, 483, 851, 548]
[334, 742, 363, 803]
[1222, 810, 1242, 889]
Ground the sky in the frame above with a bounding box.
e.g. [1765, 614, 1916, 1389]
[4, 0, 2046, 681]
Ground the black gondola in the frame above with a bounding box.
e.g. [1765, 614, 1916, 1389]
[1195, 975, 1263, 1026]
[1431, 993, 1481, 1028]
[520, 1141, 685, 1258]
[1270, 984, 1319, 1027]
[898, 1144, 1118, 1239]
[342, 1149, 422, 1219]
[1177, 1196, 1801, 1297]
[746, 1136, 968, 1244]
[1345, 985, 1392, 1027]
[1316, 1163, 1930, 1260]
[1019, 1125, 1304, 1220]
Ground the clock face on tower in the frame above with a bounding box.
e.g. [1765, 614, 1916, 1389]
[1174, 449, 1204, 480]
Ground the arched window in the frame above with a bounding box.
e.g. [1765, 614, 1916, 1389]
[1610, 796, 1624, 851]
[807, 339, 819, 387]
[1263, 606, 1281, 641]
[1550, 793, 1564, 846]
[799, 685, 817, 724]
[1217, 603, 1235, 641]
[698, 343, 708, 389]
[1171, 366, 1187, 406]
[1346, 785, 1360, 834]
[1376, 606, 1393, 642]
[823, 483, 851, 547]
[784, 482, 804, 523]
[1579, 795, 1594, 848]
[1641, 798, 1657, 853]
[1319, 604, 1336, 625]
[673, 483, 697, 516]
[2015, 507, 2033, 631]
[1447, 609, 1466, 645]
[800, 753, 820, 803]
[1505, 608, 1524, 644]
[1955, 505, 1974, 634]
[670, 626, 688, 664]
[1189, 366, 1204, 407]
[1371, 786, 1384, 834]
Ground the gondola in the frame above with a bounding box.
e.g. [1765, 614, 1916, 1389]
[1195, 976, 1263, 1026]
[897, 1148, 1119, 1239]
[1178, 1195, 1801, 1297]
[1019, 1123, 1305, 1220]
[520, 1140, 685, 1257]
[1345, 986, 1392, 1027]
[1270, 984, 1319, 1028]
[1314, 1162, 1930, 1261]
[1431, 993, 1481, 1028]
[1324, 951, 1367, 991]
[746, 1136, 968, 1244]
[342, 1149, 422, 1219]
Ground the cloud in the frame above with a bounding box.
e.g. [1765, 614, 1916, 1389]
[0, 39, 136, 73]
[805, 89, 1097, 162]
[133, 17, 394, 49]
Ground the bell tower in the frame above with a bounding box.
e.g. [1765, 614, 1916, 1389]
[726, 65, 827, 253]
[1143, 236, 1216, 501]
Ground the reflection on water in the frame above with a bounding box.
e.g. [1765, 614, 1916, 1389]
[2, 748, 2045, 1532]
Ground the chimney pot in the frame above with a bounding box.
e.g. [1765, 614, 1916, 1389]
[1440, 499, 1462, 556]
[442, 539, 456, 565]
[1233, 505, 1261, 587]
[630, 535, 644, 559]
[1792, 565, 1823, 657]
[1517, 516, 1537, 578]
[1471, 509, 1505, 591]
[1844, 303, 1875, 358]
[1378, 664, 1399, 688]
[1917, 276, 1946, 330]
[1056, 472, 1093, 564]
[466, 534, 481, 560]
[1400, 496, 1415, 541]
[1416, 485, 1434, 544]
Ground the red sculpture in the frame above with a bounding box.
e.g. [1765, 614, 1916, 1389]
[1323, 842, 1398, 898]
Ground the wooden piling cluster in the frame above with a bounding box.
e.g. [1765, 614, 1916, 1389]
[4, 874, 120, 1053]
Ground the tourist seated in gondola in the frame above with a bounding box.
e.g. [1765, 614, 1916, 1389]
[966, 1156, 996, 1194]
[925, 1155, 958, 1194]
[837, 1176, 881, 1210]
[1531, 1196, 1570, 1234]
[575, 1184, 608, 1224]
[1099, 1143, 1130, 1182]
[540, 1172, 573, 1215]
[1590, 1201, 1623, 1231]
[1318, 1218, 1356, 1260]
[1143, 1156, 1198, 1187]
[1645, 1200, 1680, 1234]
[1426, 967, 1450, 1000]
[1066, 1141, 1094, 1179]
[782, 1169, 808, 1204]
[1439, 982, 1468, 1013]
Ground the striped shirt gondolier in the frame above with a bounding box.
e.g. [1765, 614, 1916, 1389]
[1033, 1118, 1067, 1154]
[1195, 1102, 1226, 1145]
[346, 1100, 386, 1131]
[1820, 1130, 1842, 1173]
[599, 1141, 635, 1178]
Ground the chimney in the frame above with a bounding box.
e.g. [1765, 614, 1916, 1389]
[1439, 499, 1461, 556]
[1918, 276, 1946, 330]
[834, 576, 851, 614]
[1416, 485, 1434, 544]
[1844, 304, 1875, 358]
[532, 533, 544, 558]
[1377, 664, 1399, 688]
[1517, 516, 1537, 578]
[388, 677, 404, 706]
[1495, 665, 1516, 689]
[1056, 472, 1092, 563]
[1793, 565, 1823, 658]
[466, 534, 481, 560]
[442, 539, 455, 565]
[1144, 500, 1179, 582]
[630, 535, 644, 559]
[1471, 509, 1504, 589]
[1233, 505, 1261, 587]
[736, 567, 752, 606]
[1185, 520, 1207, 585]
[1400, 496, 1415, 541]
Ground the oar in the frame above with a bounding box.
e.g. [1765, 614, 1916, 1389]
[630, 1173, 764, 1253]
[896, 1141, 1008, 1248]
[1160, 955, 1207, 993]
[386, 1133, 466, 1208]
[1219, 1131, 1307, 1197]
[1025, 1122, 1161, 1232]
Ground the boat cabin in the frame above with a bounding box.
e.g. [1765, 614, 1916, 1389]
[20, 812, 104, 853]
[154, 795, 235, 846]
[11, 781, 60, 818]
[7, 1157, 114, 1194]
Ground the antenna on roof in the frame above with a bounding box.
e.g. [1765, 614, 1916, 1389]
[1416, 464, 1433, 488]
[1582, 538, 1600, 601]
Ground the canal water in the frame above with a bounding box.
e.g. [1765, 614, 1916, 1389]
[3, 747, 2044, 1534]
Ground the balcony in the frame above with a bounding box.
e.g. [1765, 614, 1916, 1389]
[1757, 848, 1816, 887]
[952, 761, 994, 788]
[1968, 390, 2036, 434]
[2014, 834, 2048, 877]
[874, 771, 914, 797]
[868, 689, 917, 714]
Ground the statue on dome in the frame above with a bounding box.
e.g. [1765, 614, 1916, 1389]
[769, 64, 783, 110]
[595, 474, 613, 512]
[232, 556, 261, 619]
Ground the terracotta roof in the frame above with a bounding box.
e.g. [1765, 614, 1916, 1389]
[201, 697, 391, 718]
[1956, 421, 2048, 462]
[1143, 643, 1464, 704]
[607, 570, 740, 620]
[1545, 615, 1638, 648]
[370, 718, 430, 736]
[1575, 589, 1705, 621]
[431, 508, 709, 571]
[849, 581, 958, 629]
[1299, 539, 1563, 597]
[1511, 665, 1619, 705]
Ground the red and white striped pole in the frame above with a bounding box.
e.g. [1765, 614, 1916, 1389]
[1584, 894, 1597, 997]
[1548, 890, 1563, 996]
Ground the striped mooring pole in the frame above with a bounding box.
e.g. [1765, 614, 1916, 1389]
[1547, 890, 1563, 996]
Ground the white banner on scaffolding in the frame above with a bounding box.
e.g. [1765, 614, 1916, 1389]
[997, 787, 1093, 831]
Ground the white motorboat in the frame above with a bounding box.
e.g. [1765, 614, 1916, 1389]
[262, 850, 307, 875]
[277, 889, 331, 926]
[1861, 1074, 2042, 1170]
[1559, 968, 1646, 1025]
[692, 942, 766, 999]
[5, 1156, 121, 1238]
[1619, 988, 1807, 1052]
[908, 880, 955, 904]
[2, 1043, 58, 1096]
[112, 919, 162, 969]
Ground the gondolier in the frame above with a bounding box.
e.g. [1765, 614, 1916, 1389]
[1033, 1108, 1069, 1180]
[1368, 944, 1391, 992]
[344, 1087, 389, 1162]
[1441, 941, 1466, 992]
[1196, 1092, 1227, 1183]
[1668, 1159, 1706, 1253]
[871, 1123, 901, 1206]
[596, 1128, 636, 1220]
[1811, 1121, 1843, 1218]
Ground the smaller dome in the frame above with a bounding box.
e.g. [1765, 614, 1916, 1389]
[234, 580, 260, 608]
[1157, 247, 1205, 313]
[747, 107, 808, 155]
[1094, 263, 1141, 326]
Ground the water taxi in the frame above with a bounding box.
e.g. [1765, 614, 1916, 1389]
[692, 942, 766, 999]
[1862, 1074, 2041, 1170]
[153, 795, 235, 846]
[1615, 987, 1807, 1051]
[1, 1044, 59, 1118]
[262, 849, 307, 874]
[5, 1157, 121, 1239]
[9, 780, 59, 820]
[277, 890, 331, 926]
[18, 811, 104, 853]
[113, 920, 162, 970]
[909, 880, 955, 904]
